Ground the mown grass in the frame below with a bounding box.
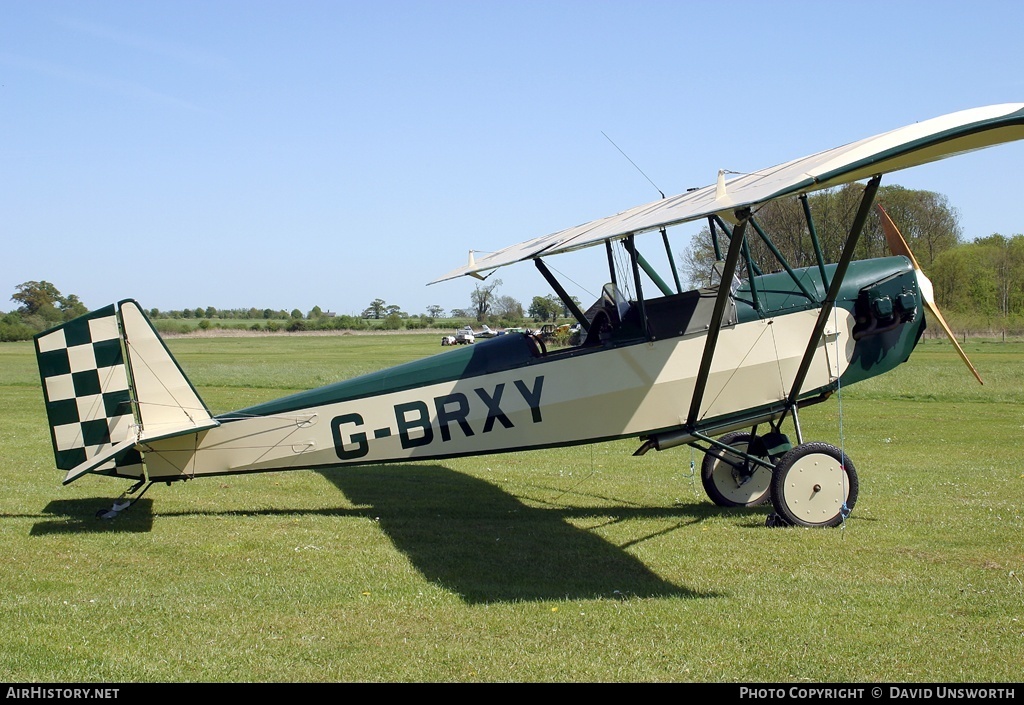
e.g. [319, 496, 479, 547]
[0, 334, 1020, 682]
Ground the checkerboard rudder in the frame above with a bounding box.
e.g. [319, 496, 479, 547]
[33, 300, 217, 485]
[34, 304, 137, 475]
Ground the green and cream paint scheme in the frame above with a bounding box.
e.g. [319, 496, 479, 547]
[35, 104, 1024, 527]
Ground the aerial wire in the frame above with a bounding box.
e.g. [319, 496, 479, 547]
[601, 131, 665, 199]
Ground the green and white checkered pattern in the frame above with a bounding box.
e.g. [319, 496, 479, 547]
[35, 305, 136, 471]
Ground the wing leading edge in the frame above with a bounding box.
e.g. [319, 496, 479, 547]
[431, 103, 1024, 284]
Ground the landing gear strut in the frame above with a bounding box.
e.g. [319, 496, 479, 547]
[96, 479, 152, 520]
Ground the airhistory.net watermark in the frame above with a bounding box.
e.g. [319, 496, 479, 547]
[5, 688, 119, 700]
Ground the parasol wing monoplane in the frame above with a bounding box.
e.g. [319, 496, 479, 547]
[35, 103, 1024, 526]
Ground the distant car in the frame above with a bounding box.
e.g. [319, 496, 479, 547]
[455, 326, 475, 344]
[441, 335, 456, 346]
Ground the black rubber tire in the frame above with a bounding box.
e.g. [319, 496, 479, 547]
[769, 442, 858, 528]
[700, 431, 773, 507]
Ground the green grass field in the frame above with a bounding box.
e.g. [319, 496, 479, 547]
[0, 334, 1021, 682]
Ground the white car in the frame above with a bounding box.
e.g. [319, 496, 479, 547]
[454, 327, 475, 344]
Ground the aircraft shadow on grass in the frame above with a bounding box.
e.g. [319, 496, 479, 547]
[316, 463, 730, 603]
[29, 497, 156, 535]
[24, 464, 753, 602]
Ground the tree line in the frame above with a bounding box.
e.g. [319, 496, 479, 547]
[1, 278, 587, 341]
[4, 185, 1023, 342]
[680, 184, 1024, 332]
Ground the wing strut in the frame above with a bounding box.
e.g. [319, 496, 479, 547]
[785, 175, 882, 413]
[604, 240, 617, 287]
[750, 216, 818, 303]
[625, 235, 651, 339]
[661, 228, 683, 294]
[622, 238, 674, 297]
[708, 216, 723, 261]
[686, 208, 751, 427]
[711, 216, 761, 312]
[800, 193, 830, 287]
[534, 258, 591, 330]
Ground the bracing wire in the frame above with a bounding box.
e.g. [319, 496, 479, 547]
[543, 260, 598, 302]
[831, 305, 851, 532]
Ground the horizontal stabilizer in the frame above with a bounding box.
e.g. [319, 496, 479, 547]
[61, 436, 143, 485]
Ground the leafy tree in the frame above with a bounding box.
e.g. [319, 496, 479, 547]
[528, 295, 561, 322]
[0, 312, 36, 341]
[426, 304, 445, 318]
[6, 281, 89, 333]
[491, 295, 523, 321]
[932, 233, 1024, 316]
[11, 280, 64, 315]
[205, 306, 218, 319]
[60, 294, 88, 320]
[471, 279, 502, 321]
[874, 186, 962, 267]
[930, 245, 979, 312]
[333, 314, 367, 330]
[362, 298, 387, 319]
[290, 309, 303, 319]
[977, 234, 1024, 317]
[308, 305, 323, 319]
[559, 296, 581, 319]
[680, 185, 962, 287]
[381, 313, 404, 329]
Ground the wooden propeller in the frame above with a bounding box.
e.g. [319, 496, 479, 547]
[876, 204, 983, 385]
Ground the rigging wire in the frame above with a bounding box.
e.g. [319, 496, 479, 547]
[831, 304, 850, 532]
[610, 242, 635, 301]
[685, 446, 700, 500]
[542, 260, 598, 302]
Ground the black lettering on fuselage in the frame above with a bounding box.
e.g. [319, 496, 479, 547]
[514, 376, 544, 423]
[331, 375, 544, 457]
[331, 413, 369, 460]
[434, 393, 474, 442]
[474, 384, 514, 433]
[396, 400, 433, 448]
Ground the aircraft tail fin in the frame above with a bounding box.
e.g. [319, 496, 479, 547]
[34, 300, 219, 485]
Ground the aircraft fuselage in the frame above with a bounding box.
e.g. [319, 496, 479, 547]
[137, 257, 924, 482]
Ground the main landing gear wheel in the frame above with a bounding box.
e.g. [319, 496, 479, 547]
[700, 431, 773, 507]
[769, 442, 858, 528]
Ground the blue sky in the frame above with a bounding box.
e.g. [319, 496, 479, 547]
[4, 1, 1024, 317]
